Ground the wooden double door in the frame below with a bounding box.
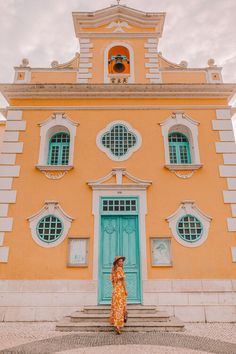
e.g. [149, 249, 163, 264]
[99, 214, 141, 304]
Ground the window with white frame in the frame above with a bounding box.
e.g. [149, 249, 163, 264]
[166, 201, 212, 247]
[160, 112, 202, 169]
[27, 201, 74, 248]
[96, 121, 142, 161]
[37, 112, 78, 169]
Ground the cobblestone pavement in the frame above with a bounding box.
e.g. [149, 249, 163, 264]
[0, 323, 236, 354]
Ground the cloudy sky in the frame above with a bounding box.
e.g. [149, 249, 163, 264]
[0, 0, 236, 109]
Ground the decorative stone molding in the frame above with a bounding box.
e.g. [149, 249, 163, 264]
[0, 246, 9, 263]
[165, 164, 203, 179]
[1, 84, 235, 100]
[165, 164, 203, 171]
[27, 201, 74, 248]
[14, 68, 31, 84]
[96, 120, 142, 161]
[37, 112, 78, 169]
[106, 21, 132, 32]
[77, 39, 93, 83]
[166, 201, 212, 248]
[173, 171, 194, 179]
[206, 67, 223, 83]
[73, 5, 165, 38]
[160, 112, 201, 171]
[231, 247, 236, 262]
[213, 108, 236, 261]
[87, 167, 152, 191]
[144, 39, 162, 83]
[36, 165, 73, 180]
[0, 110, 25, 262]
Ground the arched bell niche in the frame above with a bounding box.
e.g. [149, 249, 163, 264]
[108, 45, 130, 75]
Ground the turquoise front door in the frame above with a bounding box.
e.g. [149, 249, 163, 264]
[99, 213, 141, 304]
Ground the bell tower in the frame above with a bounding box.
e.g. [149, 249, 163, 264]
[72, 4, 166, 84]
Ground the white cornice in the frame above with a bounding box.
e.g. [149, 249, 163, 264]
[14, 68, 77, 72]
[1, 84, 235, 101]
[78, 33, 160, 38]
[73, 5, 165, 35]
[5, 105, 231, 111]
[72, 5, 165, 38]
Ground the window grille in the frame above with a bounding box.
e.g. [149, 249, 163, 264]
[101, 124, 137, 157]
[168, 132, 191, 164]
[177, 214, 203, 242]
[102, 198, 137, 212]
[48, 132, 70, 165]
[36, 215, 63, 243]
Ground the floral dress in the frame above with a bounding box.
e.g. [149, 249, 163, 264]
[110, 266, 127, 328]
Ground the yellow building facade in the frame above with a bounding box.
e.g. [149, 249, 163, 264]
[0, 4, 236, 322]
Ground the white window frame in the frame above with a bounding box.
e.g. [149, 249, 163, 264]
[37, 112, 79, 168]
[96, 120, 142, 161]
[160, 112, 202, 170]
[166, 200, 212, 248]
[27, 201, 74, 248]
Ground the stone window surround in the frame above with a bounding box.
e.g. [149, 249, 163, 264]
[27, 201, 74, 248]
[166, 200, 212, 248]
[36, 112, 79, 171]
[160, 112, 202, 171]
[96, 120, 142, 161]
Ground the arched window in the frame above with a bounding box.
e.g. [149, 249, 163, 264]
[168, 132, 191, 164]
[48, 132, 70, 165]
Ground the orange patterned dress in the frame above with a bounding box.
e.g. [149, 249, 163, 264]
[110, 266, 127, 328]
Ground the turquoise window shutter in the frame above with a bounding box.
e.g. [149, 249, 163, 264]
[168, 132, 191, 164]
[48, 132, 70, 165]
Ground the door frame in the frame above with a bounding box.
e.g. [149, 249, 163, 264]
[88, 168, 151, 305]
[98, 199, 142, 304]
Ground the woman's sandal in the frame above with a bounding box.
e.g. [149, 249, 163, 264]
[115, 327, 121, 334]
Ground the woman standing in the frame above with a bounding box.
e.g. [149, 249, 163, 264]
[110, 256, 128, 334]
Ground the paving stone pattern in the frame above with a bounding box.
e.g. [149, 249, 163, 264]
[1, 332, 236, 354]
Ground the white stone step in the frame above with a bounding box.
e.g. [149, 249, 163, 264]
[82, 305, 158, 314]
[71, 312, 170, 323]
[56, 318, 184, 332]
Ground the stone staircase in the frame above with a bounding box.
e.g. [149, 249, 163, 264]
[56, 305, 185, 332]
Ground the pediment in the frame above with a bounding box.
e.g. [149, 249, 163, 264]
[87, 168, 152, 190]
[73, 5, 165, 36]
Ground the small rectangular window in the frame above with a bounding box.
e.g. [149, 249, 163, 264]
[101, 198, 138, 213]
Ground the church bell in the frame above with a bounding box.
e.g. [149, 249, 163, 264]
[108, 54, 130, 73]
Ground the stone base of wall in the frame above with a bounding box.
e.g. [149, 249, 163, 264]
[143, 279, 236, 322]
[0, 279, 236, 322]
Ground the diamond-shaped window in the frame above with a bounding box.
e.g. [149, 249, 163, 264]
[97, 121, 141, 161]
